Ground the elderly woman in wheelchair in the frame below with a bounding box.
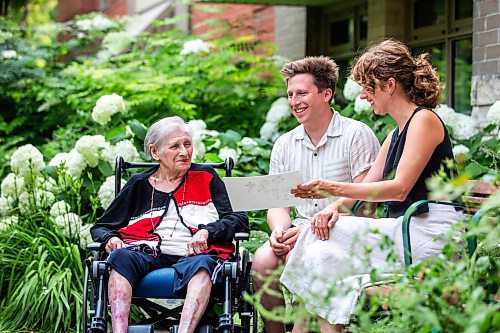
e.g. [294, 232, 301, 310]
[90, 116, 249, 333]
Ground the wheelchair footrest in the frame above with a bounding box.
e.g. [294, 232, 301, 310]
[169, 325, 213, 333]
[128, 324, 154, 333]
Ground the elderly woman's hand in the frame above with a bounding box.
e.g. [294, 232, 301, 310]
[187, 229, 209, 256]
[291, 179, 335, 199]
[105, 236, 125, 254]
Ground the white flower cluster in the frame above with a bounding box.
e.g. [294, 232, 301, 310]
[49, 149, 87, 177]
[0, 30, 13, 44]
[101, 140, 140, 167]
[0, 196, 14, 216]
[54, 213, 82, 239]
[343, 78, 362, 102]
[188, 120, 207, 160]
[1, 173, 25, 198]
[354, 95, 372, 114]
[2, 50, 17, 59]
[18, 190, 55, 213]
[0, 215, 17, 232]
[98, 176, 126, 210]
[180, 39, 211, 55]
[91, 93, 127, 125]
[10, 144, 46, 178]
[452, 144, 469, 157]
[102, 31, 134, 55]
[218, 147, 240, 164]
[75, 14, 115, 31]
[79, 224, 93, 249]
[260, 97, 290, 141]
[486, 101, 500, 125]
[50, 200, 71, 218]
[75, 135, 107, 167]
[434, 104, 479, 140]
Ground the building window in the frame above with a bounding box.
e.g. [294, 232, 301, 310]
[407, 0, 472, 114]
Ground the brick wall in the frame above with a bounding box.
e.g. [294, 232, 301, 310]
[191, 3, 274, 44]
[471, 0, 500, 123]
[57, 0, 127, 22]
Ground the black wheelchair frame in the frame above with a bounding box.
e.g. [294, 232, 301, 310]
[82, 157, 257, 333]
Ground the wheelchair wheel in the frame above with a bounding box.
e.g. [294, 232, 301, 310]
[83, 257, 109, 333]
[239, 249, 258, 333]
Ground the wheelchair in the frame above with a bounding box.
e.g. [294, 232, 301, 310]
[82, 157, 257, 333]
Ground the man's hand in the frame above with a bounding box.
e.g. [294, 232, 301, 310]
[187, 229, 209, 256]
[282, 226, 303, 251]
[105, 236, 125, 254]
[269, 226, 290, 257]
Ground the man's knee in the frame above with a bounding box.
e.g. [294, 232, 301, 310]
[252, 242, 282, 276]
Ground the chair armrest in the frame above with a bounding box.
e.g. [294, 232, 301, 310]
[86, 242, 106, 252]
[234, 232, 249, 241]
[402, 200, 464, 267]
[351, 200, 364, 216]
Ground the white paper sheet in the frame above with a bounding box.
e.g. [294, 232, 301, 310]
[223, 171, 305, 211]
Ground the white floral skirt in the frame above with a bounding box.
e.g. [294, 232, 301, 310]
[280, 204, 462, 325]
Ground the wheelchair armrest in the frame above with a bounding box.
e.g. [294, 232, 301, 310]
[234, 232, 249, 241]
[86, 242, 106, 252]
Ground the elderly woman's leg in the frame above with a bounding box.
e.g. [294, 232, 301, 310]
[108, 270, 133, 333]
[178, 269, 212, 333]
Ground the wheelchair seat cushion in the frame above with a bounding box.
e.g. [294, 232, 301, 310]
[108, 248, 221, 298]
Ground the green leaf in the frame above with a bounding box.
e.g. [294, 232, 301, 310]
[128, 119, 147, 141]
[97, 160, 113, 177]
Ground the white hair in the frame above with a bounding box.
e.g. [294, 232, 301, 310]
[143, 116, 192, 157]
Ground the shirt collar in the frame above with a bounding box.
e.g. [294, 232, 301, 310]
[295, 108, 343, 141]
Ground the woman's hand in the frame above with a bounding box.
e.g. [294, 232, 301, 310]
[187, 229, 209, 256]
[291, 180, 338, 199]
[105, 236, 125, 254]
[311, 204, 344, 240]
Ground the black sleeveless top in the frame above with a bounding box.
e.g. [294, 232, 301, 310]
[382, 106, 455, 218]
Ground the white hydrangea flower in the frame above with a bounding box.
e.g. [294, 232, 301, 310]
[75, 135, 106, 167]
[75, 14, 115, 31]
[218, 147, 240, 164]
[188, 119, 207, 134]
[98, 176, 126, 210]
[204, 130, 219, 137]
[2, 50, 17, 59]
[49, 152, 70, 167]
[452, 144, 469, 157]
[18, 190, 56, 212]
[452, 113, 479, 140]
[343, 78, 362, 101]
[102, 140, 140, 166]
[266, 97, 290, 123]
[0, 196, 14, 216]
[50, 200, 71, 218]
[486, 101, 500, 125]
[66, 149, 87, 176]
[354, 95, 372, 113]
[260, 122, 277, 141]
[10, 144, 46, 177]
[1, 173, 25, 197]
[241, 137, 258, 149]
[102, 31, 134, 55]
[91, 93, 127, 125]
[180, 39, 211, 55]
[435, 104, 457, 127]
[0, 30, 14, 44]
[55, 213, 82, 239]
[115, 140, 140, 162]
[79, 224, 94, 249]
[0, 215, 17, 232]
[193, 140, 206, 161]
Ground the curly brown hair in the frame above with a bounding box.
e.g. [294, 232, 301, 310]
[351, 39, 442, 108]
[280, 56, 339, 102]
